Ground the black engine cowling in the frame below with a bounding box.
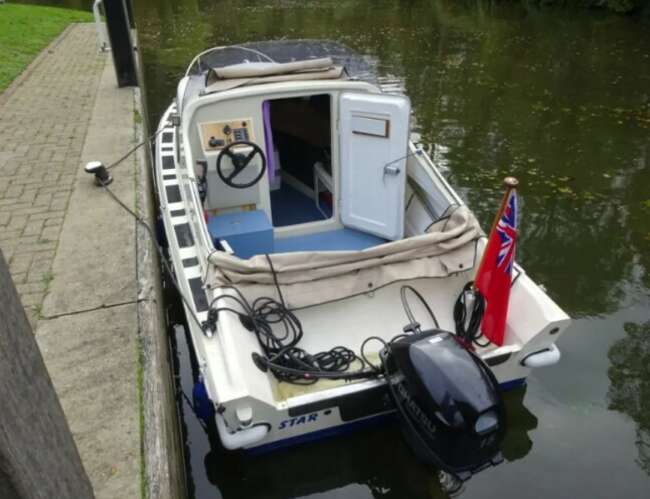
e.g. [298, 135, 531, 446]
[384, 330, 505, 480]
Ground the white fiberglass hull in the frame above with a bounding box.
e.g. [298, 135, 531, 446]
[154, 97, 568, 451]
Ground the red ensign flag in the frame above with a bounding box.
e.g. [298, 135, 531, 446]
[475, 178, 518, 346]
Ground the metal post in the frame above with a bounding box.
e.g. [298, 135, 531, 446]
[124, 0, 135, 29]
[103, 0, 137, 87]
[93, 0, 110, 52]
[0, 250, 94, 499]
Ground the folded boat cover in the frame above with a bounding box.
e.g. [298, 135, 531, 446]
[209, 57, 336, 80]
[206, 206, 482, 309]
[205, 58, 345, 94]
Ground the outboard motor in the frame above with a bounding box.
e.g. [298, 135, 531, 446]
[383, 330, 505, 480]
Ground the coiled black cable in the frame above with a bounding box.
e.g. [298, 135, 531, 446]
[209, 263, 448, 385]
[453, 282, 489, 347]
[207, 256, 371, 384]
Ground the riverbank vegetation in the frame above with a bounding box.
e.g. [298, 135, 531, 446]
[511, 0, 649, 14]
[0, 3, 92, 92]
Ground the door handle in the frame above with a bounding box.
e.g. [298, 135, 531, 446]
[382, 164, 400, 184]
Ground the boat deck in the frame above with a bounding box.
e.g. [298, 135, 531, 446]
[265, 273, 470, 402]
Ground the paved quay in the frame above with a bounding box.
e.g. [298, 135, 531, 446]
[0, 24, 103, 323]
[0, 23, 183, 499]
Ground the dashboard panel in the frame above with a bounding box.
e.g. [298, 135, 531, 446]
[199, 118, 255, 153]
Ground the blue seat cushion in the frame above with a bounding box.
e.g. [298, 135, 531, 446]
[273, 228, 385, 253]
[207, 210, 274, 259]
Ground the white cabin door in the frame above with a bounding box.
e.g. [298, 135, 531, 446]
[339, 92, 410, 240]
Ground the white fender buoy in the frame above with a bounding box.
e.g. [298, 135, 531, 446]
[215, 414, 269, 450]
[521, 344, 561, 368]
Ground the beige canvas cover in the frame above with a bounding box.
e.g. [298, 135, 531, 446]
[207, 206, 482, 309]
[205, 58, 345, 94]
[209, 58, 336, 80]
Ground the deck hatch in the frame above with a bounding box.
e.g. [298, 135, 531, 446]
[162, 156, 175, 170]
[174, 223, 194, 248]
[162, 132, 174, 143]
[189, 277, 209, 312]
[170, 209, 186, 217]
[183, 257, 199, 268]
[166, 185, 182, 203]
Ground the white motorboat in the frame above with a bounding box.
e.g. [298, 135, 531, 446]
[154, 40, 569, 475]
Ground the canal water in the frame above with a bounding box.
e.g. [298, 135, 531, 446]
[136, 2, 650, 497]
[21, 0, 650, 497]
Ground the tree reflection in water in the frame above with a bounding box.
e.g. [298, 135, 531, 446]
[608, 321, 650, 475]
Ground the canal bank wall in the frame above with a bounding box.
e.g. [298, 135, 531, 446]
[132, 27, 188, 499]
[0, 23, 184, 499]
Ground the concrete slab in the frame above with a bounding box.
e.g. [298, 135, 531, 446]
[36, 304, 140, 499]
[42, 60, 137, 317]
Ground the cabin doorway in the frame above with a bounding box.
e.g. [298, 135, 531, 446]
[263, 95, 333, 227]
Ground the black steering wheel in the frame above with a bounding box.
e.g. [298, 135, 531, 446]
[216, 141, 266, 189]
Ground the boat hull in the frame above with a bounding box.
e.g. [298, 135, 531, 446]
[154, 96, 566, 454]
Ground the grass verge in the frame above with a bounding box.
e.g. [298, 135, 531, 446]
[0, 3, 93, 92]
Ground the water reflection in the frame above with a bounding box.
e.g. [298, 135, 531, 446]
[500, 388, 538, 463]
[608, 321, 650, 476]
[203, 421, 449, 499]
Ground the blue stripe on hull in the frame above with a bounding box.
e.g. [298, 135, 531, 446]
[246, 378, 526, 454]
[499, 377, 527, 391]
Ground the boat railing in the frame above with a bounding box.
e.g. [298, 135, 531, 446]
[184, 174, 216, 267]
[185, 45, 275, 76]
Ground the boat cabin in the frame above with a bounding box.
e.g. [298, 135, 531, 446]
[176, 44, 451, 260]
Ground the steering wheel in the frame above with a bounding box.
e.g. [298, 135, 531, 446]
[216, 141, 266, 189]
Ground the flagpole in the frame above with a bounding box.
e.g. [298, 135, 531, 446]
[475, 176, 519, 280]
